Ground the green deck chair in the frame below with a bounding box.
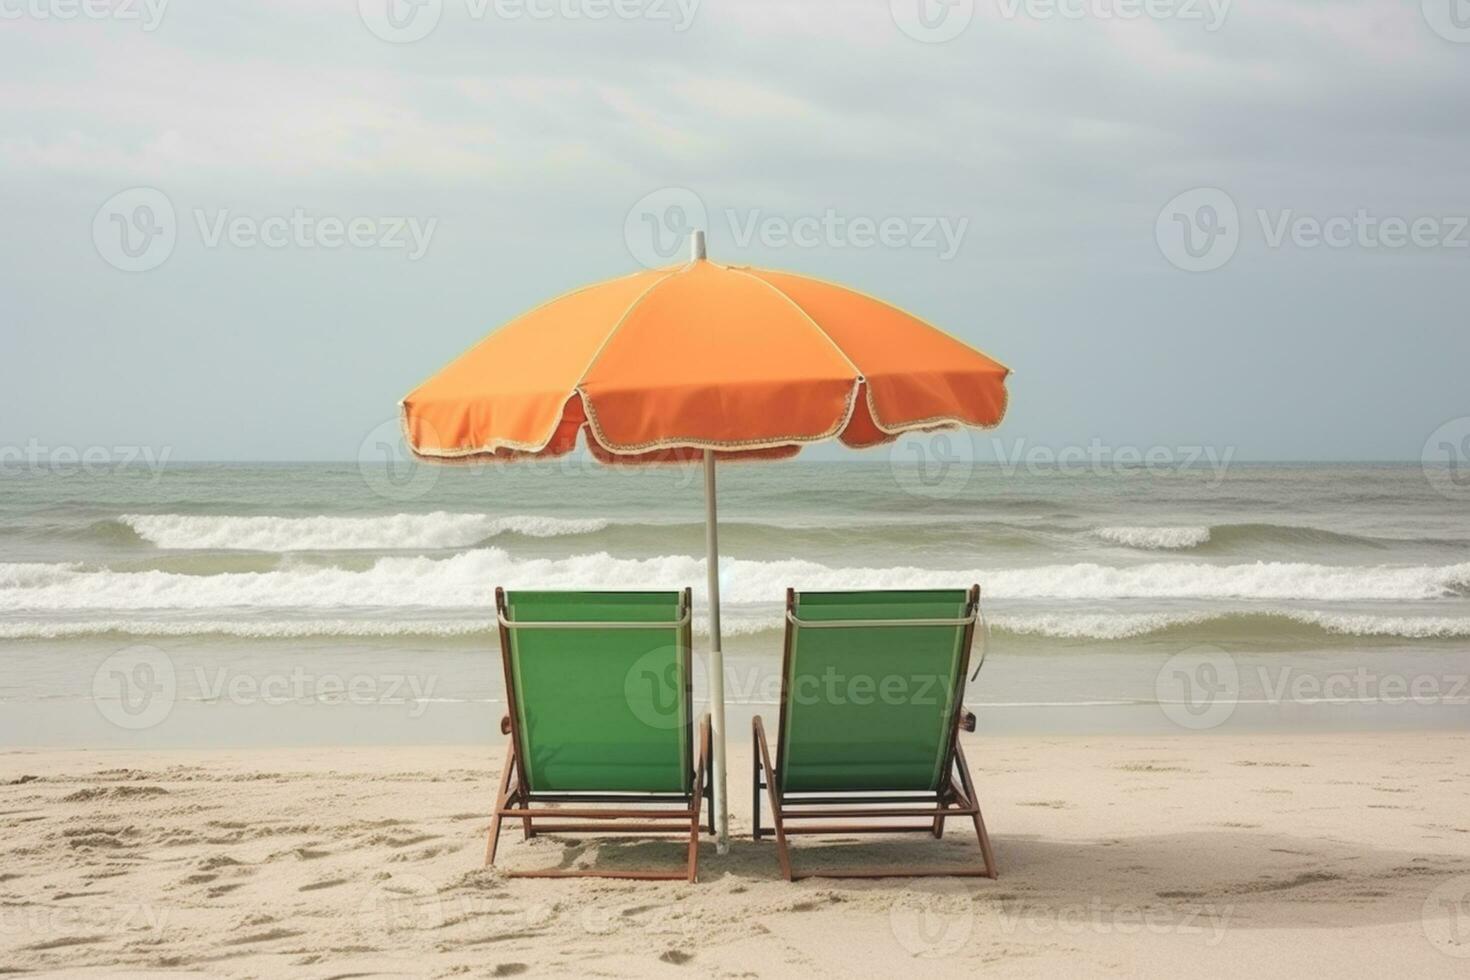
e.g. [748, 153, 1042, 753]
[488, 588, 712, 881]
[752, 586, 997, 880]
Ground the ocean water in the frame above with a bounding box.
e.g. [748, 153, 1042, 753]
[2, 460, 1468, 745]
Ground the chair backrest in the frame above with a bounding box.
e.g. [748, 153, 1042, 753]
[777, 587, 977, 794]
[497, 589, 693, 795]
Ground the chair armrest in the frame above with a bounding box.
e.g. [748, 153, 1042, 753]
[959, 708, 976, 732]
[500, 714, 512, 735]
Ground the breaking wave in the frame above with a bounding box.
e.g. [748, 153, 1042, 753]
[2, 550, 1468, 613]
[119, 513, 610, 551]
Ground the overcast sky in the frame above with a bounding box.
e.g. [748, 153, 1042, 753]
[2, 0, 1468, 462]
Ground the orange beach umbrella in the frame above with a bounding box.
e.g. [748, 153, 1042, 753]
[401, 232, 1011, 849]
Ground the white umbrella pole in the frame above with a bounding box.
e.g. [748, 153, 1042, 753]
[703, 448, 730, 853]
[690, 229, 729, 853]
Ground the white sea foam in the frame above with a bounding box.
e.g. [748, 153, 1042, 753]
[0, 618, 496, 640]
[991, 610, 1470, 640]
[4, 608, 1467, 642]
[2, 550, 1468, 614]
[990, 611, 1213, 640]
[120, 513, 610, 551]
[0, 562, 83, 589]
[1291, 611, 1470, 639]
[0, 613, 782, 640]
[1093, 526, 1212, 550]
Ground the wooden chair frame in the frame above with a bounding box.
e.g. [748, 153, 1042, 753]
[486, 587, 714, 881]
[751, 585, 998, 880]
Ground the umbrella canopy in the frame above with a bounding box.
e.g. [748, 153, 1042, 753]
[401, 249, 1008, 463]
[400, 233, 1011, 853]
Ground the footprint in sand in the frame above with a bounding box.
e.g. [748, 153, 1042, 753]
[300, 878, 350, 892]
[198, 855, 242, 871]
[224, 927, 304, 946]
[24, 935, 105, 952]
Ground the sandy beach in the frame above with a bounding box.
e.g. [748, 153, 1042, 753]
[4, 731, 1469, 977]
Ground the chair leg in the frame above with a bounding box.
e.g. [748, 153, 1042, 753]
[510, 754, 534, 840]
[705, 724, 716, 837]
[687, 799, 702, 883]
[687, 717, 710, 883]
[931, 791, 947, 839]
[752, 727, 763, 842]
[954, 741, 997, 879]
[753, 717, 791, 880]
[485, 741, 516, 867]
